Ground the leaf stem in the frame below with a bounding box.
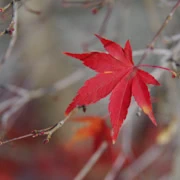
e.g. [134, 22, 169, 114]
[139, 64, 177, 77]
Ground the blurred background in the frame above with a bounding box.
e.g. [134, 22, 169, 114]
[0, 0, 180, 179]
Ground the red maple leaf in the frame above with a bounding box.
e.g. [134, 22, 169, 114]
[64, 35, 175, 143]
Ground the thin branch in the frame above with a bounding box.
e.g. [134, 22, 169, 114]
[0, 0, 40, 64]
[61, 0, 109, 11]
[160, 0, 177, 7]
[0, 69, 85, 128]
[74, 141, 108, 180]
[0, 1, 15, 37]
[0, 133, 32, 145]
[137, 0, 180, 65]
[61, 0, 102, 7]
[21, 0, 41, 15]
[0, 0, 18, 64]
[133, 48, 172, 57]
[82, 3, 113, 51]
[104, 153, 126, 180]
[0, 1, 13, 13]
[164, 34, 180, 44]
[119, 145, 164, 179]
[0, 107, 77, 146]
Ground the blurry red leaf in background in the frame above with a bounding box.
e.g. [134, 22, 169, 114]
[66, 116, 111, 151]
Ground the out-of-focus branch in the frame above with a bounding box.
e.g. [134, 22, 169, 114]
[104, 153, 126, 180]
[61, 0, 114, 51]
[164, 33, 180, 44]
[61, 0, 113, 13]
[0, 107, 77, 145]
[119, 145, 164, 179]
[74, 141, 108, 180]
[0, 0, 18, 64]
[137, 0, 180, 65]
[133, 48, 171, 57]
[0, 0, 41, 64]
[0, 1, 14, 13]
[82, 3, 113, 51]
[0, 69, 85, 128]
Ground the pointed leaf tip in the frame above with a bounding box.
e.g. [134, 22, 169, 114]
[111, 127, 119, 144]
[142, 105, 157, 126]
[64, 51, 125, 73]
[149, 113, 157, 126]
[132, 75, 158, 127]
[138, 70, 160, 86]
[124, 40, 133, 64]
[109, 72, 132, 143]
[95, 34, 131, 65]
[64, 52, 71, 55]
[172, 71, 177, 78]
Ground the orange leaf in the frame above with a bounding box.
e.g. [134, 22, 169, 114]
[67, 116, 111, 150]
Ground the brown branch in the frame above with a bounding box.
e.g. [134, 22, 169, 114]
[0, 0, 41, 64]
[22, 0, 41, 15]
[60, 0, 114, 51]
[0, 69, 85, 128]
[61, 0, 106, 10]
[0, 108, 77, 146]
[0, 0, 18, 64]
[0, 1, 13, 13]
[119, 145, 164, 179]
[104, 153, 126, 180]
[0, 133, 33, 145]
[137, 0, 180, 66]
[74, 141, 108, 180]
[0, 1, 15, 38]
[82, 2, 113, 51]
[164, 33, 180, 44]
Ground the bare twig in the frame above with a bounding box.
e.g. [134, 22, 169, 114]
[0, 1, 13, 13]
[82, 3, 113, 51]
[0, 69, 85, 128]
[62, 0, 102, 7]
[0, 0, 18, 64]
[0, 0, 41, 64]
[164, 34, 180, 44]
[137, 0, 180, 65]
[0, 108, 77, 146]
[133, 48, 171, 57]
[104, 153, 126, 180]
[21, 0, 41, 15]
[0, 133, 33, 145]
[74, 141, 108, 180]
[0, 1, 15, 38]
[119, 145, 164, 179]
[61, 0, 111, 11]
